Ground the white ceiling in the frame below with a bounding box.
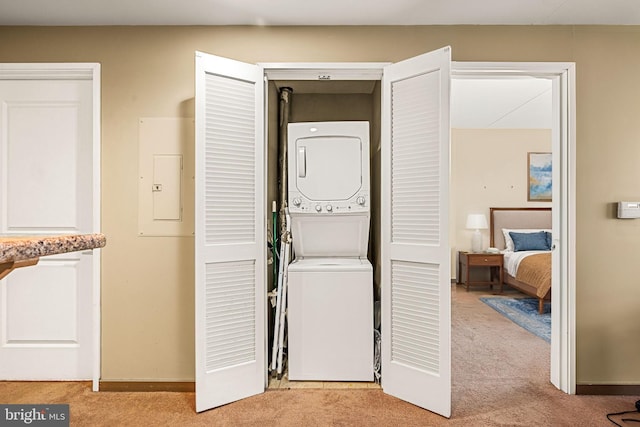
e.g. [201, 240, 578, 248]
[0, 0, 639, 26]
[452, 78, 552, 129]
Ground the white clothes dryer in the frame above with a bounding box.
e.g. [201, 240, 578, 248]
[287, 121, 370, 258]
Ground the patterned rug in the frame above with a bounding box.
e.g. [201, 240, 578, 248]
[480, 297, 551, 343]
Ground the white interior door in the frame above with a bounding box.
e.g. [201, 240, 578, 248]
[381, 47, 452, 417]
[194, 52, 266, 412]
[0, 76, 96, 380]
[550, 66, 575, 393]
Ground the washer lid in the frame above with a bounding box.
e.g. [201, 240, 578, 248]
[293, 135, 362, 201]
[289, 257, 372, 272]
[293, 257, 366, 266]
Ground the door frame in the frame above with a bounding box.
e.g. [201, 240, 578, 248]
[0, 63, 102, 390]
[452, 61, 576, 393]
[262, 59, 576, 394]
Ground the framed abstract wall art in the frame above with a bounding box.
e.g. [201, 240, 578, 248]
[528, 152, 552, 201]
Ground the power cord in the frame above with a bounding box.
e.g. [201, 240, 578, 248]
[607, 400, 640, 426]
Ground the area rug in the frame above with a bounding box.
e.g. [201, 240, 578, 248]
[480, 297, 551, 343]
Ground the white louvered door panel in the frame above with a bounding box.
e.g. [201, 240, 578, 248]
[195, 52, 265, 412]
[205, 261, 256, 372]
[390, 261, 440, 373]
[381, 47, 451, 417]
[204, 73, 256, 245]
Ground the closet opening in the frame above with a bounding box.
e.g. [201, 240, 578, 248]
[266, 79, 382, 388]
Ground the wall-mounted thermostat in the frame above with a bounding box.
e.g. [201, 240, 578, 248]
[617, 201, 640, 218]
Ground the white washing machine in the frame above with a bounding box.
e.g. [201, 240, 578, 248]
[287, 258, 373, 381]
[287, 121, 373, 381]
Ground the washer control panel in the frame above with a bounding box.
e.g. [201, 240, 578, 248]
[289, 192, 369, 214]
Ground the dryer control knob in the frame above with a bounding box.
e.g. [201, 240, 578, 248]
[326, 204, 333, 212]
[356, 196, 366, 206]
[315, 204, 322, 212]
[292, 198, 301, 206]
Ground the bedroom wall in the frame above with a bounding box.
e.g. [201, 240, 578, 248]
[451, 128, 552, 279]
[0, 25, 639, 388]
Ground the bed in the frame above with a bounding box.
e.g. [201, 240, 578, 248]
[489, 207, 552, 314]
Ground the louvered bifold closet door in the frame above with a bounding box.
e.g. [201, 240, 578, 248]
[194, 52, 265, 413]
[381, 47, 451, 418]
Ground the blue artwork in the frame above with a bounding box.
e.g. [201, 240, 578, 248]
[528, 152, 552, 201]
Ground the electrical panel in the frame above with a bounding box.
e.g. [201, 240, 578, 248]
[138, 118, 194, 236]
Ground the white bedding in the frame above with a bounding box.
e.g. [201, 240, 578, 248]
[502, 250, 551, 277]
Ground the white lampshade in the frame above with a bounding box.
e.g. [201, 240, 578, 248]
[466, 214, 488, 252]
[466, 214, 488, 230]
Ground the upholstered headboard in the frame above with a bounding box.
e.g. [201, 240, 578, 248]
[490, 207, 552, 250]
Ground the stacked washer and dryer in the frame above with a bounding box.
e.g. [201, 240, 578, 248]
[286, 121, 373, 381]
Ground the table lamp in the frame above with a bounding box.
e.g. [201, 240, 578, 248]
[466, 213, 488, 253]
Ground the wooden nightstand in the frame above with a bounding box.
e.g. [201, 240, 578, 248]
[457, 251, 504, 293]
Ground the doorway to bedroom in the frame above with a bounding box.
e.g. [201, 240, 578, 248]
[451, 62, 574, 393]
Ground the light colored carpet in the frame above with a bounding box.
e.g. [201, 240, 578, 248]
[0, 285, 637, 426]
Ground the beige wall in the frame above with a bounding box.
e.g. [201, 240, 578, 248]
[1, 25, 639, 386]
[451, 128, 552, 278]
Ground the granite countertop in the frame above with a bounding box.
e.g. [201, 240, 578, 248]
[0, 233, 106, 263]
